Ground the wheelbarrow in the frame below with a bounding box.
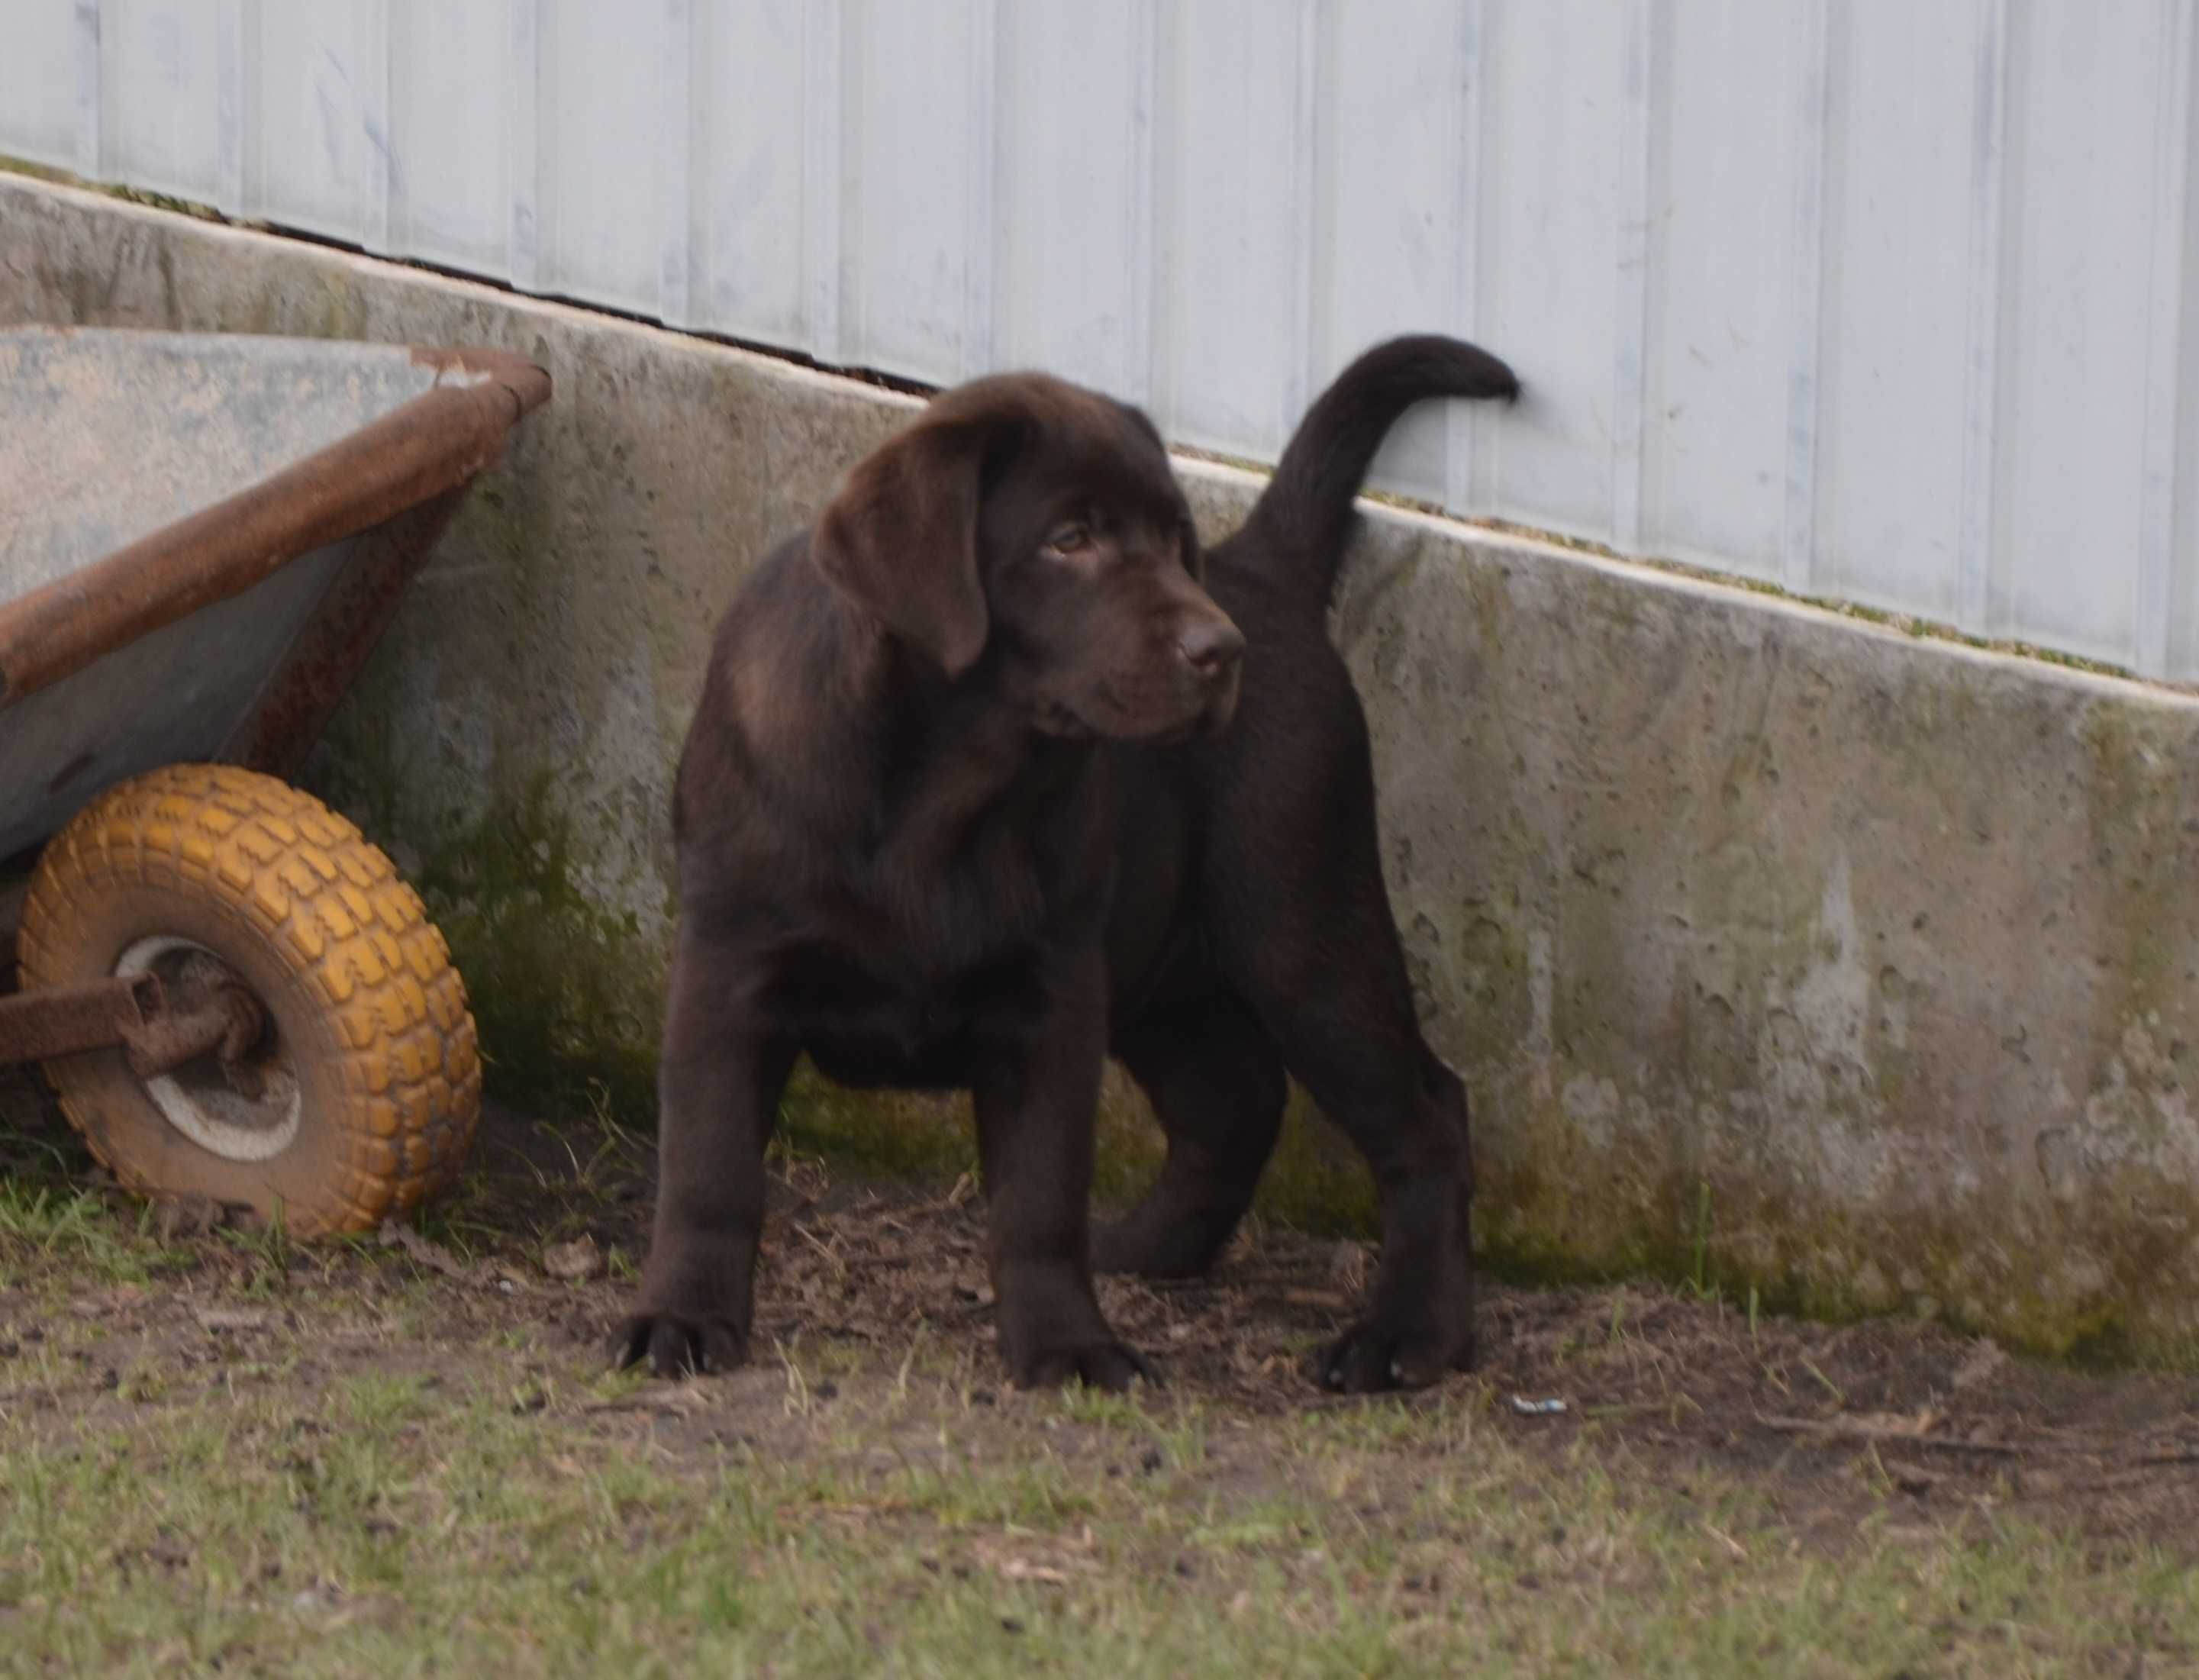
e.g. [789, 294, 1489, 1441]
[0, 327, 551, 1237]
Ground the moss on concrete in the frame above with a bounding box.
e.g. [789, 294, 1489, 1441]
[1457, 1046, 2199, 1369]
[2083, 704, 2190, 1048]
[397, 774, 665, 1120]
[309, 721, 665, 1122]
[775, 1062, 1378, 1240]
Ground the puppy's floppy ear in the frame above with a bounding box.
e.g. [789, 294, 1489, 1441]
[811, 408, 1009, 679]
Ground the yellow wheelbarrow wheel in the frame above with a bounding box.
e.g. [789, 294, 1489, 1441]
[16, 764, 481, 1237]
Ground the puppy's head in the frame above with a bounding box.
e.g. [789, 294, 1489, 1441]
[811, 374, 1243, 740]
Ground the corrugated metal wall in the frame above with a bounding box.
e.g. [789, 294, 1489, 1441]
[5, 1, 2196, 677]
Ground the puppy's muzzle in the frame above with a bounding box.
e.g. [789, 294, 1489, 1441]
[1179, 614, 1245, 735]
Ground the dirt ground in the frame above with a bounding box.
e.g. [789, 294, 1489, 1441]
[5, 1069, 2194, 1562]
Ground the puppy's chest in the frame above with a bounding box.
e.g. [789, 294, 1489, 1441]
[758, 935, 1043, 1085]
[751, 820, 1088, 1072]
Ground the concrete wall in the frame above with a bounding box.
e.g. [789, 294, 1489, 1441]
[8, 173, 2199, 1363]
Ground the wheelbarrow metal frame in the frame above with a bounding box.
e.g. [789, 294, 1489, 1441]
[0, 338, 551, 1068]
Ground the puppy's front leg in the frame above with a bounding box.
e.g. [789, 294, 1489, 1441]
[620, 933, 793, 1377]
[973, 950, 1155, 1391]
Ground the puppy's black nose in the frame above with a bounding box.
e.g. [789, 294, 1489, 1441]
[1178, 618, 1245, 681]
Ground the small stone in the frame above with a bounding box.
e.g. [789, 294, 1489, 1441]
[154, 1195, 227, 1243]
[541, 1236, 606, 1282]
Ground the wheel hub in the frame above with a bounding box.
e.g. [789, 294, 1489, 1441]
[113, 935, 300, 1162]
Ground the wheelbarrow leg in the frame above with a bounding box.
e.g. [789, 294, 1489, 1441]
[0, 882, 21, 988]
[0, 966, 263, 1082]
[0, 973, 162, 1064]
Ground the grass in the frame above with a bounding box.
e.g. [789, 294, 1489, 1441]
[0, 1337, 2194, 1678]
[6, 1085, 2199, 1675]
[0, 1178, 196, 1290]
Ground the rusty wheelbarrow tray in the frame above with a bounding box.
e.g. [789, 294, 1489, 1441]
[0, 327, 550, 1235]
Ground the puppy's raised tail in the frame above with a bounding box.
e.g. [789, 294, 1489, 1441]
[1241, 334, 1518, 605]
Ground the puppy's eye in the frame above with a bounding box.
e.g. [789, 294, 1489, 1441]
[1045, 523, 1091, 555]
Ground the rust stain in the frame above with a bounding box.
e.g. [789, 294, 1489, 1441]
[225, 486, 467, 779]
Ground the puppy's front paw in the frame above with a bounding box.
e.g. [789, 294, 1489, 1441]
[1011, 1337, 1160, 1393]
[1317, 1311, 1474, 1395]
[615, 1309, 750, 1379]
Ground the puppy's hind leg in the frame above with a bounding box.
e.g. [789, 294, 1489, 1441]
[1204, 680, 1477, 1393]
[1092, 988, 1286, 1279]
[1238, 932, 1477, 1393]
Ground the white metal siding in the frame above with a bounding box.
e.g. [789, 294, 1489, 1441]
[5, 0, 2194, 677]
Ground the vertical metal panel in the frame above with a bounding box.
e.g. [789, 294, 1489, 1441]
[508, 0, 540, 295]
[1780, 0, 1830, 596]
[248, 0, 388, 248]
[2175, 9, 2199, 681]
[843, 0, 986, 383]
[1282, 0, 1320, 434]
[656, 0, 694, 331]
[74, 0, 103, 176]
[102, 0, 222, 208]
[799, 0, 844, 363]
[384, 0, 509, 279]
[1475, 0, 1630, 543]
[1957, 0, 2010, 641]
[1123, 0, 1159, 409]
[534, 0, 663, 314]
[1608, 0, 1653, 556]
[1445, 0, 1489, 516]
[2139, 0, 2196, 678]
[692, 0, 807, 352]
[1312, 0, 1468, 505]
[360, 0, 391, 255]
[992, 2, 1148, 395]
[959, 0, 998, 382]
[1150, 0, 1312, 458]
[1992, 3, 2166, 668]
[211, 0, 246, 216]
[1643, 0, 1799, 582]
[0, 2, 88, 173]
[5, 0, 2196, 680]
[1814, 1, 1985, 628]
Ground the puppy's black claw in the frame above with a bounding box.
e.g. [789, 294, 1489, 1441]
[614, 1313, 748, 1380]
[1116, 1344, 1163, 1391]
[1317, 1318, 1468, 1395]
[1014, 1340, 1159, 1394]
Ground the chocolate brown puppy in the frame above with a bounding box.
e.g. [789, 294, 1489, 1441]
[622, 335, 1519, 1392]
